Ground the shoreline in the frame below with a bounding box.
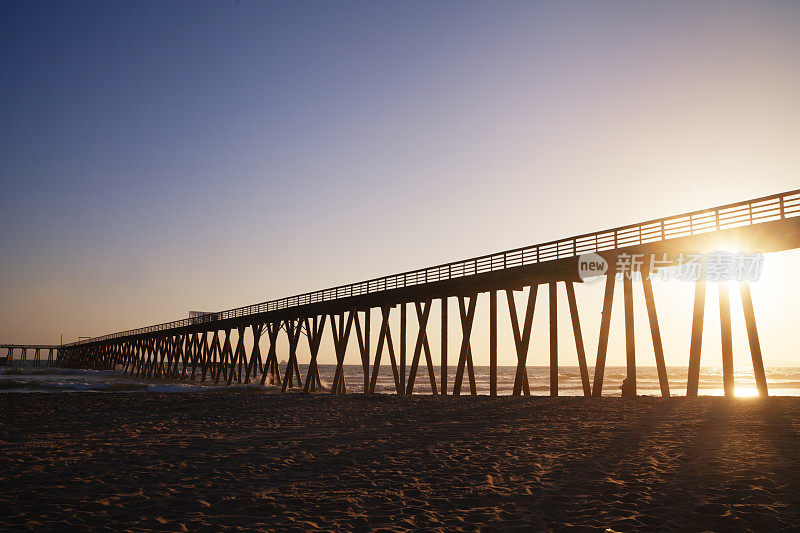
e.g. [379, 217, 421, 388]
[4, 365, 800, 397]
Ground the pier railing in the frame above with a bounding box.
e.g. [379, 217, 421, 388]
[68, 189, 800, 345]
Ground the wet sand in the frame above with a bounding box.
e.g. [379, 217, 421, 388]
[1, 392, 799, 531]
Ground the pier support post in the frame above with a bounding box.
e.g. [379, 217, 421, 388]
[453, 294, 478, 396]
[719, 283, 735, 397]
[216, 329, 232, 384]
[169, 336, 179, 377]
[171, 337, 180, 377]
[122, 343, 129, 374]
[489, 290, 497, 396]
[687, 276, 706, 397]
[162, 336, 172, 377]
[623, 273, 636, 395]
[170, 336, 180, 377]
[281, 319, 304, 391]
[406, 300, 436, 395]
[228, 327, 246, 385]
[179, 334, 191, 378]
[739, 281, 768, 397]
[191, 333, 202, 380]
[202, 334, 211, 380]
[642, 273, 670, 397]
[142, 339, 153, 378]
[369, 306, 401, 394]
[128, 341, 137, 376]
[206, 331, 220, 382]
[330, 311, 355, 394]
[550, 282, 558, 396]
[260, 322, 282, 386]
[592, 273, 616, 397]
[146, 338, 155, 377]
[304, 316, 326, 392]
[235, 329, 246, 383]
[144, 338, 155, 378]
[507, 286, 536, 397]
[169, 338, 179, 377]
[565, 281, 591, 396]
[167, 337, 176, 377]
[151, 338, 161, 378]
[441, 297, 448, 396]
[160, 336, 169, 377]
[183, 337, 191, 378]
[199, 332, 211, 381]
[354, 310, 370, 393]
[400, 303, 407, 395]
[244, 325, 263, 384]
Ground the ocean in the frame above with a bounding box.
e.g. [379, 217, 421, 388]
[2, 364, 800, 396]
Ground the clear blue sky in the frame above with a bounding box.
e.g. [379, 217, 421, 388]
[2, 1, 800, 369]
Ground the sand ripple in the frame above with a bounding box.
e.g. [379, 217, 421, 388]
[1, 393, 799, 530]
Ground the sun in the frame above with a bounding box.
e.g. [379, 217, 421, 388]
[734, 387, 759, 398]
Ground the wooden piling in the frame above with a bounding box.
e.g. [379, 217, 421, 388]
[687, 276, 706, 397]
[441, 297, 448, 396]
[641, 274, 670, 397]
[565, 281, 591, 396]
[739, 281, 768, 397]
[453, 294, 477, 396]
[406, 300, 434, 395]
[369, 306, 401, 394]
[400, 303, 407, 395]
[507, 286, 536, 397]
[592, 273, 616, 397]
[549, 282, 558, 396]
[489, 290, 497, 397]
[354, 311, 370, 392]
[719, 282, 735, 397]
[623, 274, 636, 395]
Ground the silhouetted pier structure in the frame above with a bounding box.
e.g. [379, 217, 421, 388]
[54, 189, 800, 397]
[1, 345, 62, 367]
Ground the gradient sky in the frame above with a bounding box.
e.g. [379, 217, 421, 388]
[2, 1, 800, 370]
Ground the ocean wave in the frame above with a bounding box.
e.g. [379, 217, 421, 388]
[4, 365, 800, 395]
[0, 379, 148, 392]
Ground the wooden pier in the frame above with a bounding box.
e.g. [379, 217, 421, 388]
[0, 345, 62, 367]
[48, 189, 800, 396]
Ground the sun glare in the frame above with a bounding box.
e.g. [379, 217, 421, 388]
[734, 387, 759, 398]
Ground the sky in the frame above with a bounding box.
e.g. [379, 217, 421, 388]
[2, 1, 800, 371]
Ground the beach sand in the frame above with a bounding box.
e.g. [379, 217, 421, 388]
[1, 392, 799, 531]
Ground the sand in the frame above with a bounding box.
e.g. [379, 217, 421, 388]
[1, 392, 799, 531]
